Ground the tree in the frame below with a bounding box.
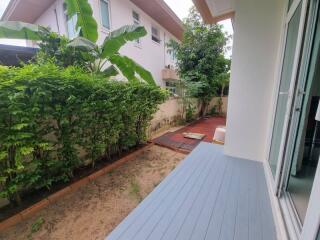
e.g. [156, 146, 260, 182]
[0, 0, 155, 85]
[169, 7, 230, 116]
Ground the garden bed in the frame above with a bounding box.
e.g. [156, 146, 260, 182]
[0, 145, 186, 240]
[0, 143, 150, 223]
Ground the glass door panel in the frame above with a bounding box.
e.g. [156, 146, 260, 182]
[286, 10, 320, 224]
[269, 3, 302, 176]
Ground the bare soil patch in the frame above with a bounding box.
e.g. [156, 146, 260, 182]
[0, 146, 185, 240]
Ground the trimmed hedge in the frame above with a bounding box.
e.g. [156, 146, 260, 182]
[0, 63, 167, 204]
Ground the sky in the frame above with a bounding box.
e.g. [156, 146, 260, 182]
[0, 0, 10, 17]
[0, 0, 234, 55]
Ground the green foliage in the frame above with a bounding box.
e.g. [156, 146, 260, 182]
[129, 178, 142, 202]
[0, 63, 166, 205]
[0, 21, 49, 40]
[168, 7, 231, 116]
[36, 31, 95, 69]
[64, 0, 98, 42]
[101, 25, 147, 58]
[31, 217, 45, 233]
[186, 104, 196, 122]
[208, 106, 218, 116]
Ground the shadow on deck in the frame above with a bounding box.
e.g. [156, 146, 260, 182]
[106, 143, 277, 240]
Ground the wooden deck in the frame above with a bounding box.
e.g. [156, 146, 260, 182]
[106, 143, 277, 240]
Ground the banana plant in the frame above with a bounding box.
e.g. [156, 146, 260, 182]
[0, 0, 155, 85]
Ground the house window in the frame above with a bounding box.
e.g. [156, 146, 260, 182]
[133, 11, 140, 25]
[165, 81, 176, 95]
[168, 39, 177, 61]
[132, 11, 141, 44]
[151, 26, 161, 44]
[100, 0, 111, 30]
[64, 3, 79, 39]
[168, 49, 176, 61]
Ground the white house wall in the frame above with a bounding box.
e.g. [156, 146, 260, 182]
[32, 0, 178, 87]
[224, 0, 286, 161]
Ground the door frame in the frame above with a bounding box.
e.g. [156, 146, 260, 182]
[274, 0, 309, 193]
[267, 0, 320, 238]
[301, 154, 320, 239]
[278, 0, 320, 196]
[281, 1, 320, 238]
[266, 0, 309, 192]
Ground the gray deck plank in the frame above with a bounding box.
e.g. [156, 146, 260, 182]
[106, 143, 277, 240]
[174, 151, 228, 240]
[258, 164, 277, 240]
[106, 145, 208, 240]
[218, 159, 242, 240]
[131, 153, 215, 240]
[233, 160, 253, 240]
[248, 160, 262, 240]
[155, 151, 223, 240]
[200, 156, 236, 240]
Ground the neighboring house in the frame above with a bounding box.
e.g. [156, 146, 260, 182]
[1, 0, 183, 88]
[106, 0, 320, 240]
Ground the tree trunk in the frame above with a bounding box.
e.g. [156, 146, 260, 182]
[199, 100, 208, 117]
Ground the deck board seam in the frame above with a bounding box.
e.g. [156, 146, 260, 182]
[158, 151, 222, 240]
[107, 146, 208, 239]
[126, 148, 212, 239]
[138, 152, 217, 239]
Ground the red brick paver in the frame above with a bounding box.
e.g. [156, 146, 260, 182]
[153, 117, 226, 152]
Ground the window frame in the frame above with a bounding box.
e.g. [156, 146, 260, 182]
[165, 81, 177, 95]
[63, 3, 79, 39]
[99, 0, 111, 31]
[151, 26, 161, 44]
[132, 10, 141, 46]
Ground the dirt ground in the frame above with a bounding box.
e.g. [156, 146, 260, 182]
[0, 145, 186, 240]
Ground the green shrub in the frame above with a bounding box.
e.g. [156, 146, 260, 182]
[186, 104, 195, 123]
[208, 106, 218, 116]
[0, 63, 167, 205]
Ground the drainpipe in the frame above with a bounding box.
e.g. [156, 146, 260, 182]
[164, 31, 166, 68]
[54, 7, 61, 34]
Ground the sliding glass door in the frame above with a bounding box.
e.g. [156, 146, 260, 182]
[268, 0, 320, 237]
[268, 1, 303, 177]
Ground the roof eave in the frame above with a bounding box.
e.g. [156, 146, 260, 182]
[192, 0, 235, 24]
[130, 0, 184, 40]
[1, 0, 18, 21]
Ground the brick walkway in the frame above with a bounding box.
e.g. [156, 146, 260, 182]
[153, 117, 226, 152]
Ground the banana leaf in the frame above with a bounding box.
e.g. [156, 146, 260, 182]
[64, 0, 98, 42]
[0, 21, 49, 40]
[101, 25, 146, 58]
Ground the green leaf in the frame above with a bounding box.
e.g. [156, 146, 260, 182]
[20, 147, 34, 155]
[101, 25, 147, 58]
[102, 65, 119, 77]
[0, 176, 7, 183]
[12, 123, 28, 130]
[110, 54, 155, 85]
[67, 36, 97, 50]
[0, 151, 7, 161]
[109, 54, 137, 83]
[134, 62, 156, 86]
[0, 21, 49, 40]
[64, 0, 98, 42]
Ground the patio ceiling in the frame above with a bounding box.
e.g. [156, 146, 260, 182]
[193, 0, 235, 24]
